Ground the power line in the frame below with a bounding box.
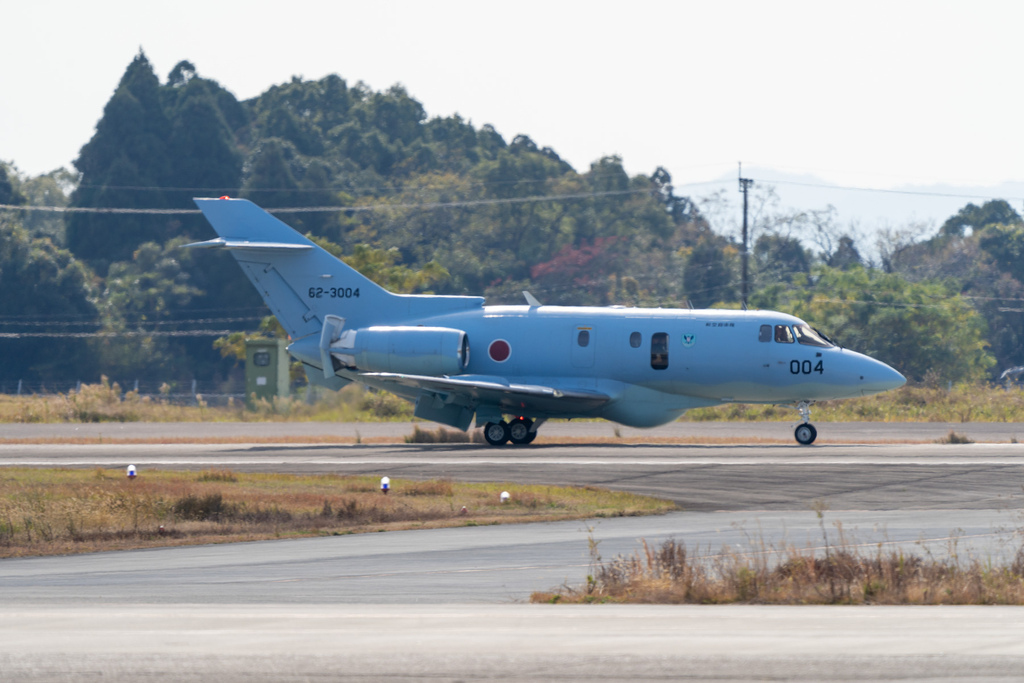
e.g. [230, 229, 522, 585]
[803, 297, 969, 310]
[751, 177, 1024, 203]
[0, 330, 241, 339]
[5, 180, 1019, 219]
[67, 172, 640, 194]
[0, 205, 197, 215]
[0, 188, 650, 215]
[0, 316, 264, 328]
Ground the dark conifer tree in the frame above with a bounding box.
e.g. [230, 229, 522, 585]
[67, 51, 173, 273]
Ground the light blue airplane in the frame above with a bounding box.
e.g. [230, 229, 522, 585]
[190, 197, 906, 446]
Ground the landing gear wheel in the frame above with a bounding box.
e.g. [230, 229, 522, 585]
[794, 423, 817, 445]
[483, 421, 510, 446]
[508, 418, 534, 445]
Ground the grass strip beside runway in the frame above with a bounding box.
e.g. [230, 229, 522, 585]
[0, 468, 674, 558]
[537, 519, 1024, 605]
[3, 379, 1024, 424]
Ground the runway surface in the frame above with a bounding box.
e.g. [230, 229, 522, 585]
[3, 424, 1024, 680]
[4, 508, 1021, 605]
[3, 419, 1023, 442]
[2, 440, 1024, 511]
[3, 604, 1024, 682]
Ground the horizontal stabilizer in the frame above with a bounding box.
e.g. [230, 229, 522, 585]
[184, 237, 312, 251]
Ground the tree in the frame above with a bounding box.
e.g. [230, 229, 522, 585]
[0, 213, 98, 382]
[0, 163, 25, 206]
[96, 237, 204, 380]
[682, 238, 737, 308]
[978, 222, 1024, 283]
[651, 166, 700, 226]
[753, 234, 811, 286]
[307, 235, 448, 293]
[164, 73, 243, 197]
[827, 235, 863, 270]
[67, 51, 174, 272]
[530, 238, 621, 305]
[780, 267, 994, 384]
[13, 167, 76, 243]
[68, 54, 247, 274]
[241, 139, 301, 208]
[939, 200, 1021, 239]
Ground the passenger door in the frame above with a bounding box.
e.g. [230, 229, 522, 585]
[571, 325, 595, 368]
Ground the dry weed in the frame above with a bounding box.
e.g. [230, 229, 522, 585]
[536, 533, 1024, 605]
[0, 469, 674, 558]
[4, 380, 1024, 426]
[936, 430, 974, 444]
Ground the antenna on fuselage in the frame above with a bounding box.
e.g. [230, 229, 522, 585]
[523, 291, 542, 307]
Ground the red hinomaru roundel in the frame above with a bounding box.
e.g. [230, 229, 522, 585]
[488, 339, 511, 362]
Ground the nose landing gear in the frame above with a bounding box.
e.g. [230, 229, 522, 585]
[793, 401, 817, 445]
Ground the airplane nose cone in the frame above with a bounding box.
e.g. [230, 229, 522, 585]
[880, 364, 906, 391]
[860, 358, 906, 395]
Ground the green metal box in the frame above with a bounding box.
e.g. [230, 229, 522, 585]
[245, 338, 289, 407]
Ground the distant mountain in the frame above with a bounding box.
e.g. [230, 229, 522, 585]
[687, 166, 1024, 238]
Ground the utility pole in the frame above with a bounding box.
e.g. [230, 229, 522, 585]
[738, 163, 754, 309]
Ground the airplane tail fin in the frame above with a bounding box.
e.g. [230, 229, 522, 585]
[190, 197, 393, 339]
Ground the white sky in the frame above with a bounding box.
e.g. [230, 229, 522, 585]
[2, 0, 1022, 196]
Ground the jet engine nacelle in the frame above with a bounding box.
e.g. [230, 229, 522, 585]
[332, 326, 469, 376]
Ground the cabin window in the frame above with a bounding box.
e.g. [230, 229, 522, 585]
[253, 352, 271, 367]
[651, 332, 669, 370]
[577, 330, 590, 347]
[794, 324, 832, 348]
[758, 325, 772, 342]
[774, 325, 794, 344]
[630, 331, 642, 348]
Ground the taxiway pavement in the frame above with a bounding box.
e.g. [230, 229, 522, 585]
[3, 604, 1024, 682]
[3, 419, 1023, 442]
[3, 426, 1024, 680]
[1, 440, 1023, 511]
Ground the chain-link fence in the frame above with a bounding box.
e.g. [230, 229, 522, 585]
[0, 379, 250, 406]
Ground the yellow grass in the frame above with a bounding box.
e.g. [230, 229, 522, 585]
[534, 525, 1024, 605]
[3, 379, 1024, 425]
[684, 384, 1024, 423]
[0, 378, 414, 424]
[0, 468, 675, 558]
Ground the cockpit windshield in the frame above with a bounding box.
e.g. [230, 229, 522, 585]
[793, 324, 833, 348]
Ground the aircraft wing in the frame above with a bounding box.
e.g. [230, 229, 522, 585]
[358, 372, 611, 414]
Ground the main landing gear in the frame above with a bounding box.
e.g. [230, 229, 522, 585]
[482, 417, 539, 446]
[793, 401, 817, 445]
